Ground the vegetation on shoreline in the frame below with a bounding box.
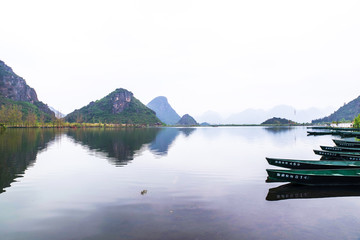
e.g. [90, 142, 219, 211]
[0, 96, 54, 125]
[0, 122, 160, 129]
[354, 114, 360, 128]
[0, 122, 310, 129]
[0, 104, 161, 128]
[211, 123, 309, 127]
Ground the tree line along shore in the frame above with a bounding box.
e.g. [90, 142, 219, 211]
[0, 104, 162, 129]
[1, 103, 360, 129]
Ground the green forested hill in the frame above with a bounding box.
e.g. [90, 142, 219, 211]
[0, 95, 54, 123]
[65, 88, 161, 125]
[312, 96, 360, 123]
[261, 117, 296, 125]
[0, 60, 55, 124]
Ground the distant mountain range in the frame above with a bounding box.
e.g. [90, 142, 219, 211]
[147, 96, 180, 125]
[147, 96, 199, 125]
[65, 88, 161, 125]
[49, 106, 65, 118]
[3, 59, 354, 126]
[312, 95, 360, 123]
[0, 60, 196, 126]
[196, 105, 336, 124]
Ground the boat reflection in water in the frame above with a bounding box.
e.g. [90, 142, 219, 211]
[266, 183, 360, 201]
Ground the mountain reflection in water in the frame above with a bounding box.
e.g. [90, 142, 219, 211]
[66, 128, 161, 166]
[266, 183, 360, 201]
[149, 128, 196, 156]
[0, 129, 57, 194]
[66, 128, 196, 165]
[0, 127, 196, 194]
[3, 127, 360, 240]
[263, 126, 296, 134]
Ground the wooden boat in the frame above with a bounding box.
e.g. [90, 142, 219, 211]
[330, 127, 360, 132]
[308, 127, 360, 131]
[313, 149, 360, 161]
[333, 139, 360, 148]
[307, 131, 335, 136]
[320, 145, 360, 153]
[337, 131, 360, 138]
[306, 130, 360, 136]
[307, 126, 331, 130]
[266, 157, 360, 169]
[307, 130, 344, 136]
[307, 131, 329, 135]
[266, 183, 360, 201]
[266, 168, 360, 186]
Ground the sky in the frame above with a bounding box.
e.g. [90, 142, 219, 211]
[1, 0, 360, 117]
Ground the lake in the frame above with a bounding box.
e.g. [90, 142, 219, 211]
[1, 127, 360, 240]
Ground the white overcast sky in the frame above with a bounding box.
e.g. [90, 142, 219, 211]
[1, 0, 359, 116]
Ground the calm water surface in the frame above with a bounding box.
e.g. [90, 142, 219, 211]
[1, 127, 360, 240]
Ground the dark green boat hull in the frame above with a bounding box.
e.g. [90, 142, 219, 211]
[333, 139, 360, 148]
[266, 157, 360, 169]
[337, 131, 360, 138]
[314, 149, 360, 161]
[267, 168, 360, 186]
[308, 127, 360, 131]
[307, 131, 335, 136]
[320, 145, 360, 153]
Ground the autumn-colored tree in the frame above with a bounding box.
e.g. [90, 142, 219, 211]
[76, 112, 83, 123]
[0, 105, 8, 124]
[26, 110, 37, 127]
[55, 112, 65, 127]
[39, 113, 45, 127]
[7, 105, 23, 126]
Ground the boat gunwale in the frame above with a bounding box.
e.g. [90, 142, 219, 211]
[333, 139, 360, 145]
[320, 145, 360, 152]
[266, 157, 360, 167]
[266, 168, 360, 177]
[314, 149, 360, 157]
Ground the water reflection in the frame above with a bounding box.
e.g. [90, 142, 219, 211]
[3, 127, 360, 239]
[179, 127, 196, 137]
[266, 183, 360, 201]
[149, 128, 196, 156]
[66, 128, 162, 166]
[37, 199, 235, 240]
[263, 126, 296, 134]
[0, 129, 57, 193]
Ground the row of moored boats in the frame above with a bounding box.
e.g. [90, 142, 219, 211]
[266, 138, 360, 186]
